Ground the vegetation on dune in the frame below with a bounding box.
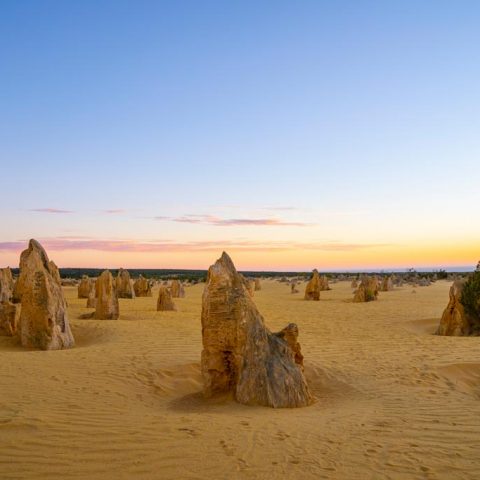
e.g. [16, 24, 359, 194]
[460, 261, 480, 324]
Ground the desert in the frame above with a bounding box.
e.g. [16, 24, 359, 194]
[1, 249, 479, 479]
[2, 1, 480, 478]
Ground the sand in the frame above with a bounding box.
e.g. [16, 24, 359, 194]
[1, 280, 480, 479]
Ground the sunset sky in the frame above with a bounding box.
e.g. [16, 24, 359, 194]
[1, 1, 479, 271]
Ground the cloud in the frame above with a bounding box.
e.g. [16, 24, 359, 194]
[102, 209, 127, 214]
[154, 214, 313, 227]
[0, 238, 391, 254]
[29, 208, 74, 214]
[260, 206, 299, 211]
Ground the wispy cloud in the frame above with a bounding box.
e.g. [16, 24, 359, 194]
[0, 237, 391, 254]
[102, 209, 127, 214]
[260, 206, 299, 211]
[29, 208, 74, 214]
[154, 214, 313, 227]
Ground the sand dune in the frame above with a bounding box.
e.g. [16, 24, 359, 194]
[1, 280, 480, 479]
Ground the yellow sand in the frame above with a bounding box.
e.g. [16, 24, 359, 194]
[1, 280, 480, 479]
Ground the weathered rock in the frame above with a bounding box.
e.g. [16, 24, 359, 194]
[436, 280, 472, 336]
[0, 267, 14, 302]
[291, 282, 299, 294]
[16, 239, 75, 350]
[351, 280, 358, 289]
[49, 261, 61, 285]
[86, 284, 97, 308]
[201, 252, 313, 408]
[157, 286, 176, 311]
[115, 269, 135, 299]
[319, 275, 331, 291]
[353, 275, 379, 303]
[381, 276, 394, 292]
[133, 275, 152, 297]
[254, 278, 261, 291]
[240, 275, 255, 297]
[274, 323, 304, 368]
[170, 279, 185, 298]
[304, 269, 321, 301]
[94, 270, 119, 320]
[0, 301, 18, 336]
[78, 275, 93, 298]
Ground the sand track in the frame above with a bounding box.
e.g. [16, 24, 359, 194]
[1, 280, 479, 479]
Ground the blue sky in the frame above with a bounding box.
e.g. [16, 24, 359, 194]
[1, 1, 479, 270]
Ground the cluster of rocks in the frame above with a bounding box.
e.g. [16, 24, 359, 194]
[79, 271, 187, 316]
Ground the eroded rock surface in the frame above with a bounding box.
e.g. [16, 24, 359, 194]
[134, 275, 152, 297]
[201, 252, 313, 408]
[381, 276, 394, 292]
[0, 267, 14, 302]
[436, 279, 473, 336]
[95, 270, 119, 320]
[353, 275, 379, 303]
[0, 301, 18, 336]
[170, 279, 185, 298]
[304, 269, 321, 301]
[16, 239, 75, 350]
[116, 269, 135, 299]
[157, 286, 176, 311]
[78, 275, 93, 299]
[319, 275, 331, 291]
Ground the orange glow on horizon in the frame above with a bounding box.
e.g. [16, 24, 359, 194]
[0, 240, 477, 271]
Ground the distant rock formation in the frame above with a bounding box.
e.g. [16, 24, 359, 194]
[201, 252, 313, 408]
[94, 270, 119, 320]
[115, 269, 135, 299]
[78, 275, 93, 299]
[0, 267, 14, 302]
[351, 280, 358, 289]
[291, 282, 299, 294]
[304, 269, 321, 301]
[86, 286, 97, 308]
[353, 275, 379, 303]
[436, 279, 474, 336]
[16, 239, 75, 350]
[254, 278, 261, 291]
[319, 275, 331, 291]
[0, 301, 18, 336]
[157, 286, 176, 311]
[170, 279, 185, 298]
[133, 275, 152, 297]
[381, 276, 394, 292]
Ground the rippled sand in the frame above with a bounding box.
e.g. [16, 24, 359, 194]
[1, 279, 479, 479]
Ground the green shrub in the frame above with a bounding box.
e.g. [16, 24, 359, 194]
[460, 262, 480, 320]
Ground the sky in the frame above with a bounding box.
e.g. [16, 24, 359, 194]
[1, 0, 479, 271]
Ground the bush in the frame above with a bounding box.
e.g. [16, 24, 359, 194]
[437, 269, 448, 280]
[460, 261, 480, 320]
